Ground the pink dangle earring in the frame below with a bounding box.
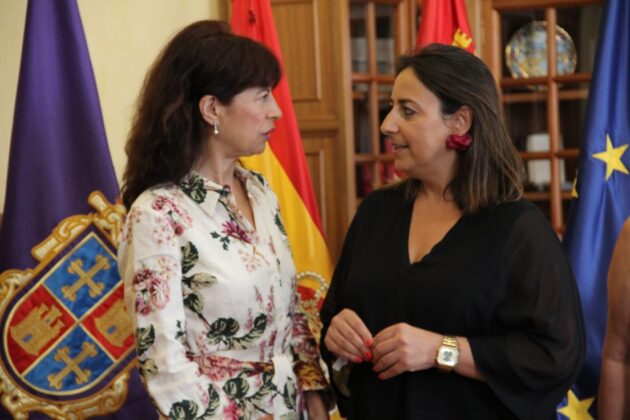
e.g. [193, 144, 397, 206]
[445, 133, 472, 151]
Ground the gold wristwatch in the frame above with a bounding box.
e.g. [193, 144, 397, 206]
[435, 335, 459, 373]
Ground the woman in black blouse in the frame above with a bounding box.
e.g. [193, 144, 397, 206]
[320, 44, 584, 419]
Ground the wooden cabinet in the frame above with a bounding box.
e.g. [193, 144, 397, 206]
[272, 0, 418, 261]
[347, 0, 418, 205]
[271, 0, 355, 261]
[481, 0, 603, 233]
[273, 0, 601, 258]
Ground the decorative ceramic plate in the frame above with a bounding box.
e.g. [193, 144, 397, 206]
[505, 21, 577, 78]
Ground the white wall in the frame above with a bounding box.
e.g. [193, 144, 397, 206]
[0, 0, 228, 213]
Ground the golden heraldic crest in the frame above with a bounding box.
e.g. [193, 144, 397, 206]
[0, 191, 137, 420]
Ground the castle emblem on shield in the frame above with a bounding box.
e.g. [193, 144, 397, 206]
[0, 192, 135, 419]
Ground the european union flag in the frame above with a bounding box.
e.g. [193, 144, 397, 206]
[559, 0, 630, 418]
[0, 0, 155, 418]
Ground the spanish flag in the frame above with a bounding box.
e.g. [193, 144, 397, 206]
[416, 0, 475, 53]
[231, 1, 333, 306]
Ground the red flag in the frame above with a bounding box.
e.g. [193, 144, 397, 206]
[231, 0, 322, 231]
[231, 1, 333, 300]
[416, 0, 475, 53]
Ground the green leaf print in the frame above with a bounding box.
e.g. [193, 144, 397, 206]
[181, 242, 199, 274]
[189, 273, 217, 290]
[223, 373, 250, 399]
[210, 231, 231, 251]
[169, 400, 199, 420]
[175, 320, 185, 344]
[207, 318, 240, 344]
[274, 212, 287, 236]
[232, 314, 267, 348]
[238, 370, 278, 419]
[206, 314, 268, 349]
[180, 175, 207, 204]
[250, 170, 266, 187]
[282, 376, 297, 410]
[200, 385, 220, 419]
[139, 358, 158, 377]
[184, 292, 205, 315]
[136, 325, 155, 357]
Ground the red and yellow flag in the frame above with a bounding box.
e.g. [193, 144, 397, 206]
[416, 0, 475, 52]
[231, 1, 333, 304]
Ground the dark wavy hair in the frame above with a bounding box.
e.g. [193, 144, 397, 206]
[121, 20, 281, 209]
[396, 43, 525, 213]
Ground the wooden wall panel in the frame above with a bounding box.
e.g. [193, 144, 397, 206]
[303, 135, 343, 260]
[273, 0, 321, 102]
[272, 0, 353, 262]
[273, 0, 338, 118]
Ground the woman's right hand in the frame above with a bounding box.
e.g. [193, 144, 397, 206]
[324, 309, 373, 363]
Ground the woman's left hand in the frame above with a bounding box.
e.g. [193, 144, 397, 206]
[304, 390, 329, 420]
[371, 323, 442, 380]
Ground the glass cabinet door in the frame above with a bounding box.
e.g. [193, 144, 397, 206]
[348, 0, 417, 203]
[484, 0, 603, 233]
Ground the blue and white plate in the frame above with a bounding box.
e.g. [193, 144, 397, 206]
[505, 21, 577, 78]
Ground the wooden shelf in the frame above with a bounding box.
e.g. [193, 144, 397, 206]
[349, 0, 417, 202]
[503, 88, 589, 103]
[483, 0, 603, 233]
[524, 190, 574, 201]
[500, 72, 592, 88]
[519, 148, 579, 159]
[352, 73, 396, 83]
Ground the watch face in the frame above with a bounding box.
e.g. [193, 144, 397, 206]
[438, 346, 459, 367]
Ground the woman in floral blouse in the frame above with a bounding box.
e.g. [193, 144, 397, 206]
[118, 20, 330, 420]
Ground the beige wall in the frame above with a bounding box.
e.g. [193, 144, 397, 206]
[0, 0, 228, 213]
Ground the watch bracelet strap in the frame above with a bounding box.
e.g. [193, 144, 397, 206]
[436, 335, 459, 373]
[443, 335, 458, 347]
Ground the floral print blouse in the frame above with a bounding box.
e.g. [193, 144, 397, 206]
[118, 168, 328, 420]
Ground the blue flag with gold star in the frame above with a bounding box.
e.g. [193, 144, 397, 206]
[559, 0, 630, 418]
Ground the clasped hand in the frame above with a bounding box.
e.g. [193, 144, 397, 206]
[324, 309, 442, 380]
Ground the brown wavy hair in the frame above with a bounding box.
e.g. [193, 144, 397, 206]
[396, 43, 524, 213]
[121, 20, 281, 209]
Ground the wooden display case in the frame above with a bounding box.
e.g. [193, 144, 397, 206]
[482, 0, 603, 233]
[347, 0, 418, 205]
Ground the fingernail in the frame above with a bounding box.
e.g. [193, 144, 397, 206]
[365, 339, 373, 347]
[364, 351, 372, 361]
[378, 373, 385, 380]
[354, 357, 363, 364]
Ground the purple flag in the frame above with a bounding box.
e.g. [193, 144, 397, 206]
[0, 1, 156, 418]
[0, 0, 119, 271]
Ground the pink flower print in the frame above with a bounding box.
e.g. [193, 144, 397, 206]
[132, 267, 170, 313]
[135, 294, 151, 316]
[266, 285, 275, 314]
[267, 330, 278, 357]
[267, 238, 276, 256]
[148, 277, 170, 309]
[238, 248, 262, 272]
[150, 194, 193, 240]
[255, 288, 264, 306]
[194, 355, 248, 382]
[244, 309, 254, 330]
[171, 221, 185, 236]
[222, 220, 252, 244]
[223, 400, 244, 420]
[132, 267, 153, 287]
[151, 196, 166, 210]
[198, 383, 210, 406]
